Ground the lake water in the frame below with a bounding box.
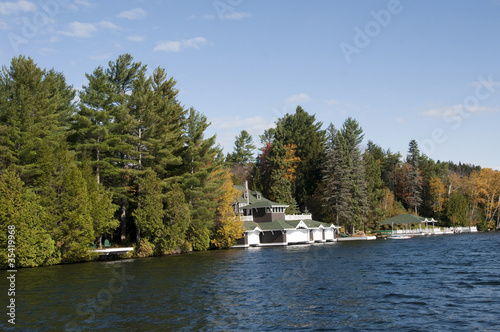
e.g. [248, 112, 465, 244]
[3, 232, 500, 331]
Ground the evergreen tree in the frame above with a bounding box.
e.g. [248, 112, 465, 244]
[0, 56, 75, 185]
[132, 170, 165, 249]
[106, 54, 147, 243]
[55, 164, 95, 263]
[276, 106, 326, 214]
[321, 119, 368, 233]
[82, 157, 118, 248]
[69, 66, 114, 185]
[447, 193, 469, 227]
[227, 130, 256, 165]
[267, 125, 296, 213]
[363, 141, 386, 229]
[0, 169, 58, 268]
[148, 67, 187, 178]
[403, 140, 423, 214]
[159, 183, 191, 254]
[181, 108, 222, 250]
[381, 149, 402, 197]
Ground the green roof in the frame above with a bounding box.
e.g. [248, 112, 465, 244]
[380, 214, 426, 225]
[257, 220, 293, 231]
[246, 219, 334, 231]
[242, 221, 260, 231]
[234, 185, 288, 208]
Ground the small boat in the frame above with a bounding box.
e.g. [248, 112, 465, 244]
[388, 235, 413, 239]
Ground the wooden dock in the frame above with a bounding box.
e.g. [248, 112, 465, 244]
[337, 235, 377, 242]
[92, 247, 134, 255]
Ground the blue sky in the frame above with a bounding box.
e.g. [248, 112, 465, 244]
[1, 0, 500, 170]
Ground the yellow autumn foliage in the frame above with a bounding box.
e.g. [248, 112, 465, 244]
[211, 170, 245, 249]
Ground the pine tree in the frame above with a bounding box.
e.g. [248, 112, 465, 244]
[82, 157, 118, 248]
[69, 66, 115, 185]
[363, 141, 386, 229]
[132, 170, 165, 250]
[0, 56, 75, 186]
[148, 67, 187, 178]
[55, 164, 95, 263]
[403, 140, 423, 214]
[276, 106, 326, 213]
[181, 108, 222, 250]
[321, 119, 368, 233]
[227, 130, 256, 165]
[267, 125, 296, 213]
[159, 183, 191, 254]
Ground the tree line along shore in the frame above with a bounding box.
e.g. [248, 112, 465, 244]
[0, 54, 498, 268]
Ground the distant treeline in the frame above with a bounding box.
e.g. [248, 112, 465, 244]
[0, 54, 498, 268]
[226, 103, 499, 235]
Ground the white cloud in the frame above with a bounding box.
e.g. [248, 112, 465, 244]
[154, 37, 207, 52]
[127, 34, 145, 42]
[422, 104, 499, 118]
[117, 8, 147, 20]
[62, 0, 94, 12]
[326, 99, 339, 106]
[285, 93, 310, 104]
[223, 11, 251, 20]
[0, 20, 8, 30]
[212, 116, 272, 132]
[89, 53, 112, 61]
[0, 0, 36, 15]
[154, 40, 180, 52]
[39, 47, 57, 55]
[98, 20, 120, 31]
[58, 21, 97, 38]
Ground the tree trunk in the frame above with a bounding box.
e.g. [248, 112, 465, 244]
[96, 139, 100, 185]
[136, 224, 141, 249]
[120, 198, 127, 243]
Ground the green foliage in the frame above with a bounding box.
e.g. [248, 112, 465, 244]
[266, 126, 295, 211]
[0, 56, 75, 185]
[321, 119, 368, 233]
[135, 238, 154, 258]
[447, 193, 469, 227]
[0, 169, 58, 268]
[132, 170, 165, 248]
[226, 130, 256, 165]
[181, 108, 222, 250]
[159, 184, 191, 254]
[276, 106, 326, 213]
[1, 53, 498, 268]
[56, 164, 95, 263]
[82, 157, 119, 246]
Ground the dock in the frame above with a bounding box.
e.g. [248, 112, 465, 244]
[337, 235, 377, 242]
[92, 247, 134, 255]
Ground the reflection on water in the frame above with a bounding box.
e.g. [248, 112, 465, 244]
[2, 233, 500, 331]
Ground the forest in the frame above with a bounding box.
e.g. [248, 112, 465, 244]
[0, 54, 499, 268]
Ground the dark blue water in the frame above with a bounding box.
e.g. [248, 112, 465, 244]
[3, 233, 500, 331]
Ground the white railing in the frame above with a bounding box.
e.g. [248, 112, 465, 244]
[392, 226, 478, 235]
[285, 214, 312, 221]
[241, 216, 254, 222]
